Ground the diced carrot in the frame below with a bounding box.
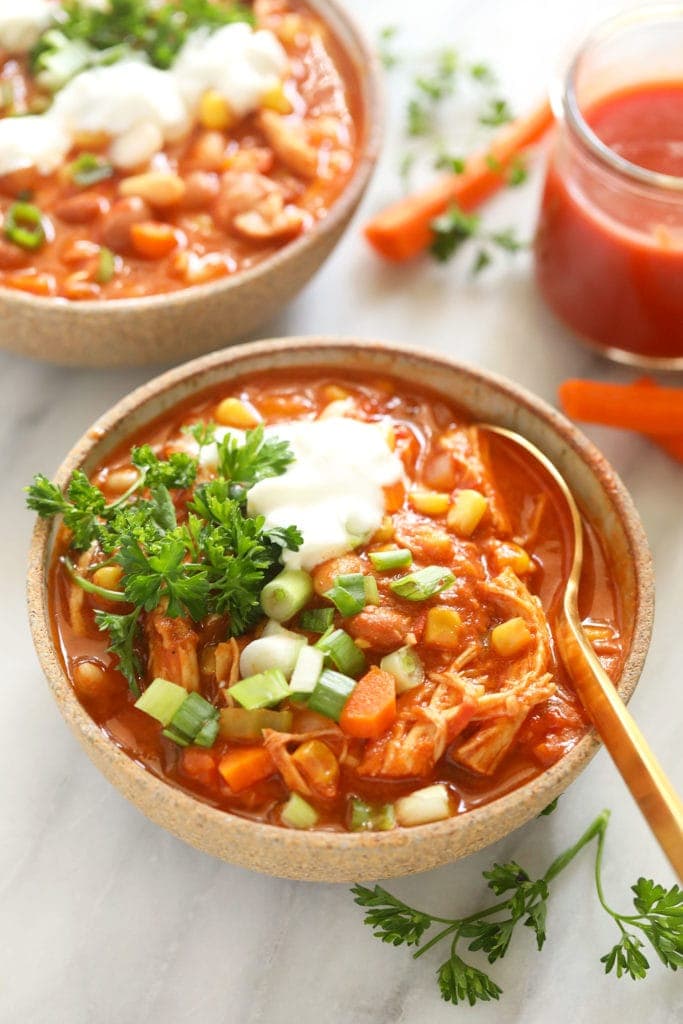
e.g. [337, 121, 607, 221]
[182, 748, 218, 788]
[383, 480, 405, 513]
[339, 666, 397, 739]
[5, 270, 56, 296]
[558, 378, 683, 435]
[364, 100, 553, 261]
[130, 221, 179, 259]
[218, 746, 275, 792]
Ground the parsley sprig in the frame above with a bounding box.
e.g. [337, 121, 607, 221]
[26, 423, 301, 694]
[352, 810, 682, 1008]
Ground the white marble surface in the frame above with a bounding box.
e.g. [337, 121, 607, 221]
[2, 1, 682, 1021]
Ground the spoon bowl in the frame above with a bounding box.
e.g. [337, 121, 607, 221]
[479, 423, 683, 881]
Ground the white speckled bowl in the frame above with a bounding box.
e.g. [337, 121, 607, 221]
[0, 2, 382, 369]
[27, 338, 654, 880]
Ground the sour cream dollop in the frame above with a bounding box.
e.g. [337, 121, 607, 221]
[0, 0, 52, 53]
[248, 419, 404, 572]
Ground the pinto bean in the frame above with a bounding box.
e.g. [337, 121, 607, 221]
[100, 196, 152, 254]
[181, 171, 220, 210]
[54, 192, 109, 224]
[213, 171, 279, 231]
[347, 606, 414, 653]
[312, 554, 363, 596]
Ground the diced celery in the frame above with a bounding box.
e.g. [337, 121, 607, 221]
[289, 645, 324, 695]
[349, 797, 396, 832]
[227, 668, 290, 710]
[308, 668, 356, 722]
[134, 677, 187, 726]
[219, 707, 293, 740]
[281, 793, 318, 829]
[380, 646, 425, 694]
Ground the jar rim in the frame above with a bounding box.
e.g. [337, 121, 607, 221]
[557, 3, 683, 193]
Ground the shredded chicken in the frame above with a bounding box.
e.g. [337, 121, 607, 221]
[68, 549, 92, 637]
[145, 608, 200, 692]
[440, 427, 511, 535]
[262, 727, 347, 800]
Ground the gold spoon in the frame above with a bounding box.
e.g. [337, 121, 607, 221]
[479, 423, 683, 881]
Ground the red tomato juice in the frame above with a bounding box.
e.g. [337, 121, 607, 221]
[534, 82, 683, 361]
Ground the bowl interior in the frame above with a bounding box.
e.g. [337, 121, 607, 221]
[27, 339, 654, 881]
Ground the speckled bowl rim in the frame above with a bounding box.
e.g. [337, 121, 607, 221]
[0, 0, 383, 315]
[26, 338, 655, 878]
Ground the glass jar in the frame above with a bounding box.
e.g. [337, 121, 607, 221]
[534, 5, 683, 368]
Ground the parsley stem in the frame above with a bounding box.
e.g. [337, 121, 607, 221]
[413, 922, 459, 958]
[63, 556, 128, 603]
[543, 808, 611, 883]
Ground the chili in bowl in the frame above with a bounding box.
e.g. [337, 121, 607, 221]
[0, 1, 381, 366]
[26, 337, 654, 881]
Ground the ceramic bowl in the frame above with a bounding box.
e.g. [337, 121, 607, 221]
[27, 338, 654, 881]
[0, 2, 382, 369]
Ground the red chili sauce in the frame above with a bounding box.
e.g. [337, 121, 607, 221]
[535, 82, 683, 360]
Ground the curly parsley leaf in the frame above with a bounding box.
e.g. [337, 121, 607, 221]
[437, 952, 502, 1006]
[94, 608, 142, 695]
[131, 445, 198, 490]
[351, 885, 432, 947]
[216, 424, 295, 491]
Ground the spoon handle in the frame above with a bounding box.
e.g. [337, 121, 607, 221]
[558, 619, 683, 881]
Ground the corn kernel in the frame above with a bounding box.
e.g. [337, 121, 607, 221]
[260, 82, 293, 115]
[199, 90, 233, 131]
[409, 490, 450, 516]
[447, 489, 488, 536]
[424, 606, 462, 649]
[92, 565, 123, 591]
[322, 384, 349, 402]
[73, 130, 109, 150]
[495, 541, 532, 575]
[372, 517, 395, 543]
[491, 617, 532, 657]
[277, 13, 305, 44]
[214, 397, 261, 429]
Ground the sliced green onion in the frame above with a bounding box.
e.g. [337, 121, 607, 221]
[4, 202, 46, 251]
[281, 792, 318, 829]
[308, 668, 356, 722]
[67, 152, 114, 188]
[34, 32, 92, 90]
[239, 633, 305, 681]
[380, 646, 425, 694]
[369, 548, 413, 571]
[96, 247, 115, 284]
[289, 645, 324, 696]
[219, 707, 293, 740]
[193, 715, 220, 748]
[161, 724, 191, 747]
[316, 628, 366, 678]
[134, 677, 187, 726]
[364, 576, 380, 606]
[63, 556, 128, 603]
[299, 607, 335, 633]
[261, 568, 313, 622]
[227, 668, 290, 710]
[165, 691, 219, 746]
[389, 565, 455, 601]
[349, 797, 396, 832]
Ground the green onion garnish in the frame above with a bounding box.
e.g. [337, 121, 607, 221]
[4, 201, 46, 251]
[369, 548, 413, 571]
[389, 565, 455, 601]
[299, 607, 335, 633]
[316, 628, 366, 678]
[349, 797, 396, 832]
[134, 677, 187, 726]
[261, 568, 314, 622]
[96, 246, 115, 284]
[364, 576, 380, 606]
[308, 668, 357, 722]
[193, 715, 220, 748]
[227, 667, 290, 710]
[162, 691, 220, 747]
[324, 572, 367, 616]
[67, 152, 114, 188]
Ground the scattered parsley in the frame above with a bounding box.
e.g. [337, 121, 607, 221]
[26, 424, 300, 692]
[434, 152, 465, 174]
[352, 810, 682, 1008]
[508, 157, 528, 186]
[377, 25, 399, 70]
[469, 61, 496, 85]
[479, 97, 513, 127]
[430, 203, 526, 272]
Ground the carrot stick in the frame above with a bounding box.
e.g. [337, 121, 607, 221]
[558, 378, 683, 435]
[364, 99, 553, 262]
[634, 377, 683, 463]
[218, 746, 274, 792]
[339, 666, 397, 739]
